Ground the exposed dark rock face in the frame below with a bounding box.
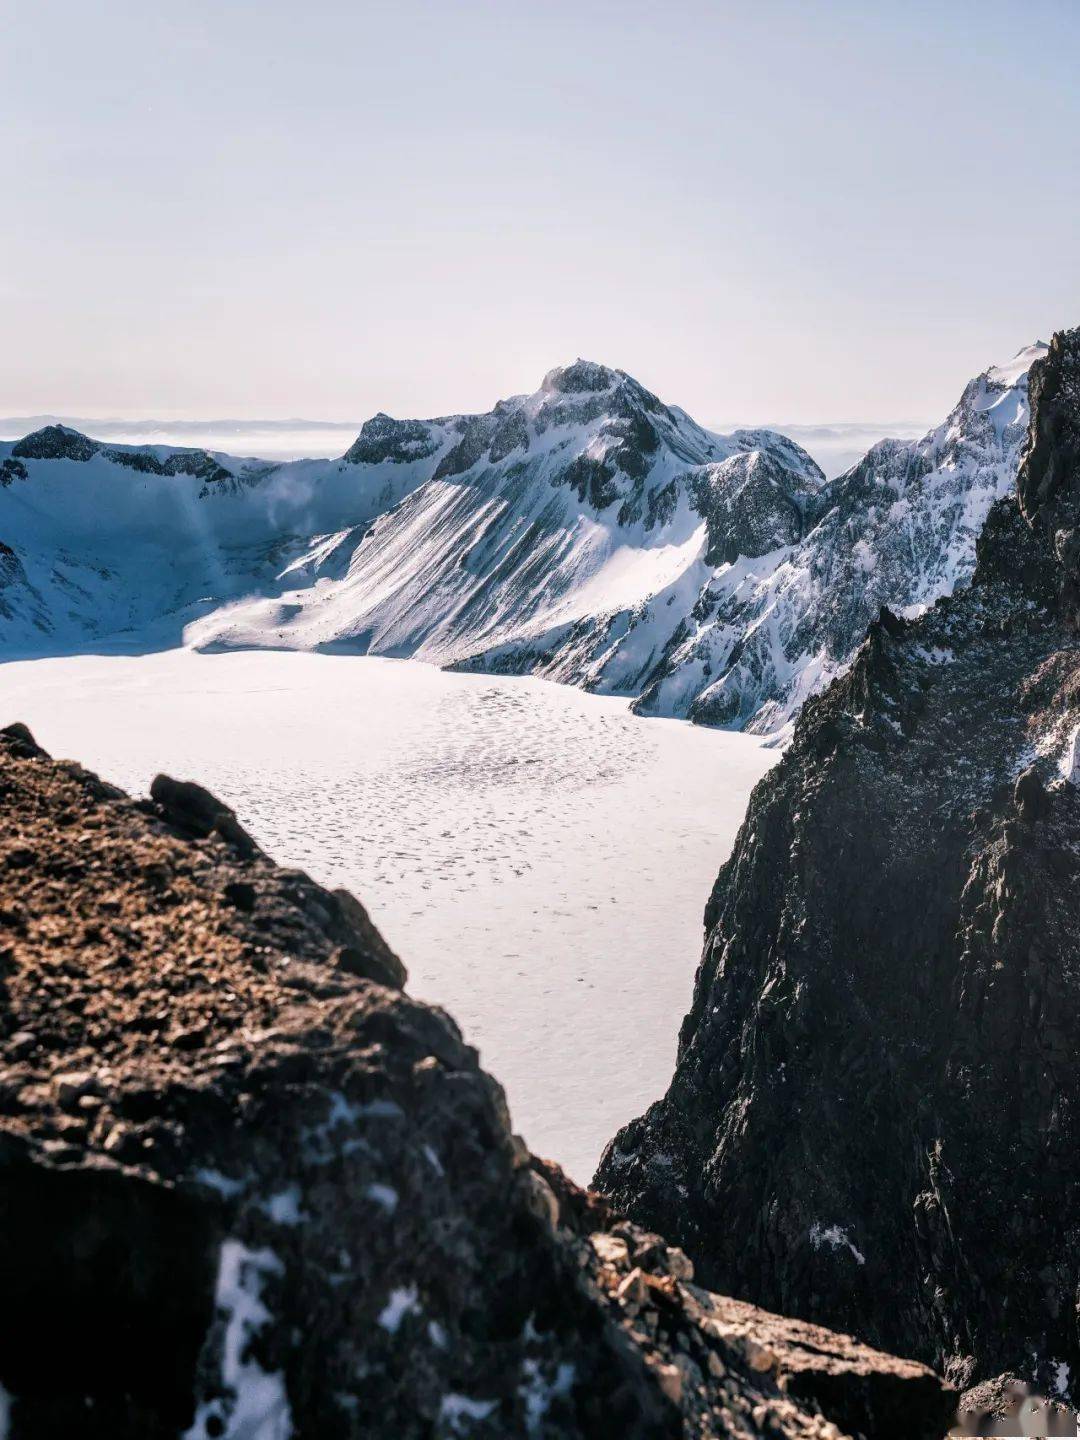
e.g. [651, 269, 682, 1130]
[103, 446, 236, 488]
[597, 329, 1080, 1399]
[11, 424, 100, 462]
[345, 412, 443, 466]
[0, 726, 953, 1437]
[433, 409, 505, 481]
[8, 422, 239, 489]
[1018, 331, 1080, 625]
[691, 451, 814, 565]
[0, 547, 49, 635]
[0, 458, 27, 486]
[0, 542, 25, 588]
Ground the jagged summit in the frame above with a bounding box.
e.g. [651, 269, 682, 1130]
[11, 423, 100, 462]
[540, 358, 629, 397]
[343, 412, 442, 466]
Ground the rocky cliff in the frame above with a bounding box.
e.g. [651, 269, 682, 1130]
[0, 722, 952, 1438]
[596, 330, 1080, 1402]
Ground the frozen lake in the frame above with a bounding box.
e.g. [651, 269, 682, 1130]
[0, 650, 777, 1181]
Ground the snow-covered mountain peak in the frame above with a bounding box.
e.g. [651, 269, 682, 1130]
[330, 361, 823, 546]
[727, 430, 827, 490]
[985, 340, 1050, 390]
[938, 339, 1046, 450]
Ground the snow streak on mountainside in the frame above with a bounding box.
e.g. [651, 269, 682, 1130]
[0, 349, 1046, 734]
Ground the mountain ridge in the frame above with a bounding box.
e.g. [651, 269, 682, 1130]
[0, 349, 1044, 737]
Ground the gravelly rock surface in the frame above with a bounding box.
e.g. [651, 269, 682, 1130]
[0, 722, 954, 1437]
[596, 330, 1080, 1400]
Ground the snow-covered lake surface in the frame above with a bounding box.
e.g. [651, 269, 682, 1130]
[0, 650, 777, 1180]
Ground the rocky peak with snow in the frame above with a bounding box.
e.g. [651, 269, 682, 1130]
[337, 358, 800, 529]
[691, 449, 820, 566]
[11, 423, 101, 463]
[343, 412, 444, 467]
[541, 358, 622, 395]
[620, 342, 1048, 730]
[7, 422, 248, 487]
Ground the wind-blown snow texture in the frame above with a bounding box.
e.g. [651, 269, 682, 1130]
[0, 349, 1045, 734]
[1, 649, 776, 1181]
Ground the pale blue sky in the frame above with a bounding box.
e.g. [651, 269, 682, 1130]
[2, 0, 1077, 425]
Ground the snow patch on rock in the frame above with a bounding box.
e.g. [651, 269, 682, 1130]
[520, 1358, 575, 1434]
[378, 1285, 422, 1334]
[809, 1223, 866, 1266]
[262, 1185, 307, 1226]
[439, 1393, 498, 1430]
[185, 1240, 292, 1440]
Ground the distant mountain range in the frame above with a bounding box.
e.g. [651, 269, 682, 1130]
[0, 417, 363, 464]
[0, 346, 1045, 735]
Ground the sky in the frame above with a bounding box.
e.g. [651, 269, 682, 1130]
[2, 0, 1078, 428]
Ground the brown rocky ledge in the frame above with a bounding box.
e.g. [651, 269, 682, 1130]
[0, 721, 954, 1438]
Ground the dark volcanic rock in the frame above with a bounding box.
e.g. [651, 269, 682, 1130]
[148, 773, 262, 855]
[596, 328, 1080, 1398]
[0, 726, 953, 1437]
[11, 424, 100, 462]
[102, 446, 236, 487]
[690, 451, 815, 564]
[344, 413, 442, 466]
[0, 458, 27, 485]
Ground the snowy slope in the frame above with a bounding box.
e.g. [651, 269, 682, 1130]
[0, 418, 459, 653]
[182, 361, 824, 663]
[0, 347, 1045, 734]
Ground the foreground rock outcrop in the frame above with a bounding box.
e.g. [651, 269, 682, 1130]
[597, 329, 1080, 1400]
[0, 722, 952, 1437]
